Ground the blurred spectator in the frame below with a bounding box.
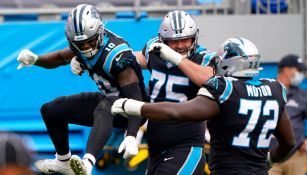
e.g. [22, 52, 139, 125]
[0, 132, 35, 175]
[269, 54, 307, 175]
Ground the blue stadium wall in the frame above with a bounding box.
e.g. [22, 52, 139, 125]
[1, 19, 306, 116]
[0, 19, 307, 174]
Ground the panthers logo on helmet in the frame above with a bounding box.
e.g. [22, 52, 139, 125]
[224, 42, 244, 59]
[216, 37, 260, 77]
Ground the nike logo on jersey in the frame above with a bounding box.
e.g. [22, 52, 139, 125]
[115, 53, 123, 61]
[164, 157, 174, 161]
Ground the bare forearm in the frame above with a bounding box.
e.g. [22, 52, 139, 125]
[35, 48, 74, 69]
[141, 102, 183, 122]
[178, 59, 213, 86]
[141, 97, 219, 122]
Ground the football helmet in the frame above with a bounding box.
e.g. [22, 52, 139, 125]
[158, 10, 199, 57]
[216, 37, 260, 77]
[65, 4, 104, 58]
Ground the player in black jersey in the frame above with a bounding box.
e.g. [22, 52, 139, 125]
[112, 37, 295, 175]
[133, 10, 217, 175]
[16, 4, 146, 175]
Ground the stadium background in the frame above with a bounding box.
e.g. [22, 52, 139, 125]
[0, 0, 306, 174]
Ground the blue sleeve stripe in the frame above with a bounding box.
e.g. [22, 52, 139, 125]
[145, 37, 159, 62]
[177, 147, 203, 175]
[103, 43, 132, 78]
[219, 77, 233, 103]
[195, 46, 206, 53]
[201, 52, 216, 66]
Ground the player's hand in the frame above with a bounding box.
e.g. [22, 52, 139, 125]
[148, 42, 183, 65]
[111, 98, 144, 117]
[17, 49, 38, 69]
[70, 56, 84, 75]
[118, 136, 138, 159]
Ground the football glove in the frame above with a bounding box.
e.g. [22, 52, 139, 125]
[70, 56, 84, 75]
[148, 42, 183, 65]
[17, 49, 38, 69]
[118, 136, 138, 159]
[111, 98, 144, 117]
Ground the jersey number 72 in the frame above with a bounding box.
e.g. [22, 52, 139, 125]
[232, 99, 279, 148]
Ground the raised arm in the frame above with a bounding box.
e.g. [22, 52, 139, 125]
[270, 109, 295, 163]
[178, 59, 214, 86]
[17, 47, 75, 69]
[148, 42, 215, 86]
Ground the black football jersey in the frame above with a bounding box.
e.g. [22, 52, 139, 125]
[71, 29, 146, 99]
[198, 76, 287, 174]
[142, 37, 217, 155]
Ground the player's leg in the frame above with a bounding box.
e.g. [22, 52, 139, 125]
[151, 146, 205, 175]
[70, 96, 117, 175]
[70, 96, 125, 175]
[36, 92, 103, 174]
[70, 95, 147, 175]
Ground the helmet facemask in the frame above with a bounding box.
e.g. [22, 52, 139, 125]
[70, 27, 103, 59]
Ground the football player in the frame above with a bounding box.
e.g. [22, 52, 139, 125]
[133, 10, 217, 175]
[17, 4, 146, 175]
[112, 37, 295, 175]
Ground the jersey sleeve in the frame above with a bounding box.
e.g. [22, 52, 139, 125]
[200, 51, 219, 67]
[102, 42, 136, 78]
[197, 76, 229, 104]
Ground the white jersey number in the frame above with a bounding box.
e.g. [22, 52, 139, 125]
[150, 69, 189, 102]
[232, 99, 279, 148]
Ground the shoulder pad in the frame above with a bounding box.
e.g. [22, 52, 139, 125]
[103, 43, 132, 78]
